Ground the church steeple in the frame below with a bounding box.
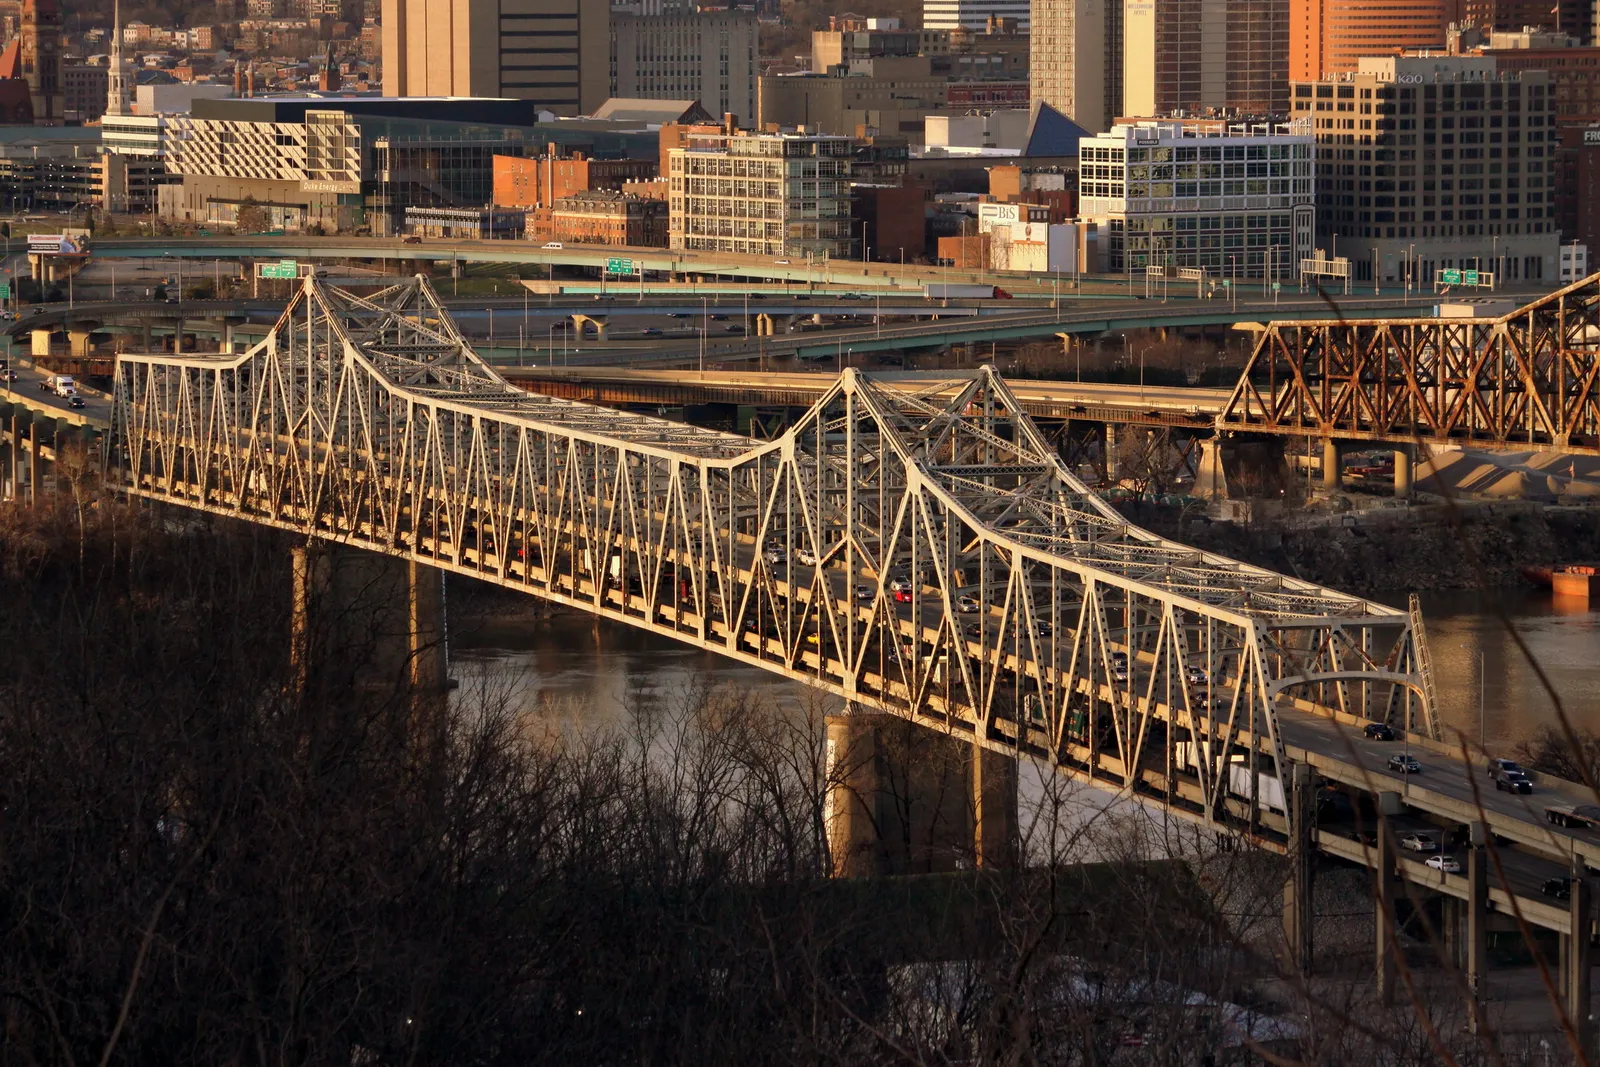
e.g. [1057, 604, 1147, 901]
[105, 0, 131, 117]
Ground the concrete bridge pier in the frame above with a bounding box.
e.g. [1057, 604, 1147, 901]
[30, 328, 53, 358]
[1281, 762, 1315, 976]
[826, 712, 1018, 877]
[1393, 444, 1415, 499]
[1322, 438, 1343, 491]
[68, 327, 96, 357]
[971, 741, 1018, 870]
[1375, 803, 1402, 1005]
[291, 544, 449, 700]
[1193, 437, 1227, 499]
[1466, 827, 1490, 1027]
[1564, 870, 1594, 1054]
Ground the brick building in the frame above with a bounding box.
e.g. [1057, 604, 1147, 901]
[529, 190, 667, 246]
[492, 150, 656, 209]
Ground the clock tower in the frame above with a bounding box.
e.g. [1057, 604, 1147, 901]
[19, 0, 61, 125]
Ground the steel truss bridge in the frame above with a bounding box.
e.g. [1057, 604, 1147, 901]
[107, 275, 1440, 846]
[1219, 273, 1600, 454]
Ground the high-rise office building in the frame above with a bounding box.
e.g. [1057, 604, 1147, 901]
[610, 10, 758, 124]
[381, 0, 609, 115]
[1292, 54, 1559, 283]
[922, 0, 1030, 31]
[19, 0, 61, 124]
[1123, 0, 1226, 116]
[1227, 0, 1291, 114]
[1030, 0, 1121, 132]
[1291, 0, 1456, 80]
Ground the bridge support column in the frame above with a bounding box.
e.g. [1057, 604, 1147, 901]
[826, 709, 883, 878]
[5, 411, 19, 502]
[67, 327, 94, 357]
[971, 741, 1018, 869]
[1393, 445, 1414, 499]
[1104, 424, 1119, 482]
[1282, 762, 1315, 976]
[1376, 808, 1400, 1005]
[30, 328, 52, 358]
[290, 544, 450, 700]
[1193, 437, 1228, 499]
[1567, 872, 1594, 1056]
[1466, 823, 1489, 1026]
[1321, 438, 1342, 491]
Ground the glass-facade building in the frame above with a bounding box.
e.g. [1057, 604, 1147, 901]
[1078, 118, 1316, 278]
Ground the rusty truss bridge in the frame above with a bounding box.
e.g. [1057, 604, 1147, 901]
[1219, 272, 1600, 453]
[106, 275, 1439, 844]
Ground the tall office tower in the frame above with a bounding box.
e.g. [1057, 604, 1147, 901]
[923, 0, 1031, 32]
[1291, 0, 1456, 80]
[1470, 0, 1595, 43]
[1030, 0, 1121, 131]
[381, 0, 610, 115]
[611, 9, 759, 124]
[1123, 0, 1226, 116]
[19, 0, 61, 125]
[1227, 0, 1290, 114]
[1292, 54, 1558, 283]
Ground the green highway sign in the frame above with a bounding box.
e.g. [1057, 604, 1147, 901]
[0, 283, 12, 299]
[1441, 268, 1462, 285]
[605, 257, 635, 276]
[1272, 282, 1281, 292]
[258, 260, 298, 280]
[1463, 269, 1480, 285]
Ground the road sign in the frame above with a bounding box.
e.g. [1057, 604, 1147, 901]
[605, 257, 635, 276]
[1464, 269, 1480, 286]
[1272, 282, 1281, 292]
[0, 283, 12, 299]
[1440, 268, 1462, 285]
[258, 260, 298, 280]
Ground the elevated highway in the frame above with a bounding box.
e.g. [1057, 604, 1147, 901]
[101, 275, 1600, 1032]
[505, 368, 1232, 432]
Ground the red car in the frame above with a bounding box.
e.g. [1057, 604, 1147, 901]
[894, 587, 913, 603]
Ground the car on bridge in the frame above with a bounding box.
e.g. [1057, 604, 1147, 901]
[1400, 832, 1438, 853]
[1543, 876, 1574, 900]
[1426, 855, 1462, 874]
[1363, 722, 1396, 741]
[1487, 758, 1526, 782]
[1387, 754, 1422, 774]
[957, 595, 980, 614]
[1496, 771, 1533, 794]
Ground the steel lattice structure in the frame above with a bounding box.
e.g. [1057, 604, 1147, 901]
[1219, 272, 1600, 453]
[108, 276, 1436, 837]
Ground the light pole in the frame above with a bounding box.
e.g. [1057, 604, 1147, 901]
[546, 323, 555, 367]
[1461, 644, 1486, 749]
[486, 306, 494, 344]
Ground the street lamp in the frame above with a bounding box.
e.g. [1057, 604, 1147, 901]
[1461, 644, 1486, 749]
[486, 307, 494, 344]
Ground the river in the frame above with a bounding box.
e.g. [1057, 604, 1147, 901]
[448, 588, 1600, 755]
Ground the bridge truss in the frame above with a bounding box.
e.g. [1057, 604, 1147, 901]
[108, 276, 1436, 839]
[1218, 272, 1600, 453]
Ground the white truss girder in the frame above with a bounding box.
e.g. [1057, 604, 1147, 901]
[107, 276, 1437, 836]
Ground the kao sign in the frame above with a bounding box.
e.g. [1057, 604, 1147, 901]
[1396, 74, 1423, 84]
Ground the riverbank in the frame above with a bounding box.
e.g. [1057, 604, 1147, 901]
[1142, 500, 1600, 594]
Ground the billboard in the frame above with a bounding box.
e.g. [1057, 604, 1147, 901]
[28, 234, 89, 256]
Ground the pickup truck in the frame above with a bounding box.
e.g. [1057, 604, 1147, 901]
[1545, 803, 1600, 829]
